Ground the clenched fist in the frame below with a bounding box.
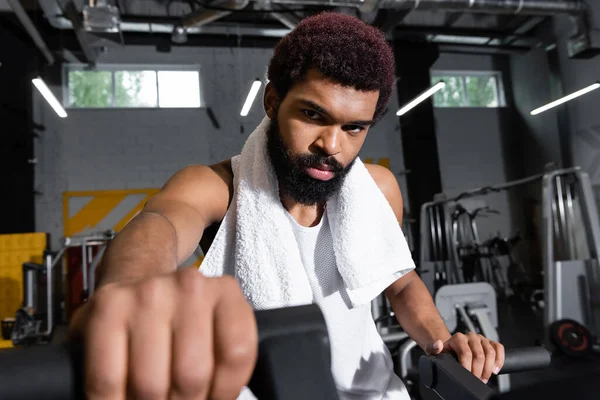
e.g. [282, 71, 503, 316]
[69, 268, 258, 399]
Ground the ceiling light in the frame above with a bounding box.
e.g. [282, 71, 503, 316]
[397, 81, 446, 116]
[32, 77, 67, 118]
[241, 79, 262, 117]
[531, 82, 600, 115]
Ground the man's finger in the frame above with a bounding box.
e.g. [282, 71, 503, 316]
[468, 334, 485, 380]
[84, 288, 129, 400]
[128, 279, 172, 399]
[480, 339, 496, 383]
[171, 269, 214, 400]
[209, 276, 258, 400]
[450, 333, 472, 372]
[425, 340, 444, 355]
[492, 341, 505, 375]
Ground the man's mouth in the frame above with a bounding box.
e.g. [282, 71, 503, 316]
[305, 165, 336, 181]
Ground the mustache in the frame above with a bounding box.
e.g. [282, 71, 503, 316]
[294, 153, 344, 172]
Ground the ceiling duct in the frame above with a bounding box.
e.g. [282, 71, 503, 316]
[83, 0, 122, 33]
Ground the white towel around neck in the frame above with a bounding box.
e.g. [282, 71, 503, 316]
[199, 116, 415, 310]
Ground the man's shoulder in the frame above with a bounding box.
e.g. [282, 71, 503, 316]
[209, 159, 233, 187]
[364, 163, 397, 192]
[364, 163, 403, 221]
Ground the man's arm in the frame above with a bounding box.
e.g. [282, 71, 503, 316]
[96, 163, 231, 287]
[365, 164, 451, 349]
[367, 164, 504, 383]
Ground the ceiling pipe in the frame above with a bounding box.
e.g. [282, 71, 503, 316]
[8, 0, 55, 64]
[377, 0, 586, 15]
[180, 0, 250, 28]
[270, 0, 585, 15]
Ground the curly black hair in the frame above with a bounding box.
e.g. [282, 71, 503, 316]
[267, 11, 395, 122]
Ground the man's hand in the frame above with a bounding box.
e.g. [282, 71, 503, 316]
[425, 333, 505, 384]
[69, 267, 258, 399]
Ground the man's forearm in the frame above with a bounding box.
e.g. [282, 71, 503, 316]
[387, 277, 451, 350]
[96, 211, 179, 287]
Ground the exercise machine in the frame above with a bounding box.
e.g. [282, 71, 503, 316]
[542, 167, 600, 350]
[420, 166, 600, 350]
[3, 231, 114, 346]
[398, 282, 510, 397]
[0, 304, 565, 400]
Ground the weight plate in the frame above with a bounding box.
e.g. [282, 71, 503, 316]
[550, 319, 593, 357]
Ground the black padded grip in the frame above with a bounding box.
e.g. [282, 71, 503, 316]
[0, 304, 339, 400]
[0, 341, 83, 400]
[500, 347, 552, 374]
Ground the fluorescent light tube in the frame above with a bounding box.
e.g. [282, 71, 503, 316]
[531, 82, 600, 115]
[240, 80, 262, 117]
[32, 77, 67, 118]
[397, 81, 446, 116]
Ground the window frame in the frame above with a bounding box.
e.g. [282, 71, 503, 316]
[62, 63, 204, 109]
[430, 69, 506, 108]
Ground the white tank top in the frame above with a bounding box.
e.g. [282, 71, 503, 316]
[285, 211, 410, 400]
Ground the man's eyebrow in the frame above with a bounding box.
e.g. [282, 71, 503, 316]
[297, 99, 375, 126]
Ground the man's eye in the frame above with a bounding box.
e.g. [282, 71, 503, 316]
[303, 109, 321, 120]
[345, 125, 364, 134]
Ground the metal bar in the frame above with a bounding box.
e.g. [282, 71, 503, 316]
[81, 241, 88, 293]
[542, 172, 559, 331]
[44, 252, 53, 336]
[429, 173, 544, 207]
[399, 339, 418, 379]
[456, 305, 478, 333]
[420, 203, 433, 270]
[24, 269, 35, 309]
[381, 330, 409, 345]
[7, 0, 55, 64]
[88, 245, 106, 295]
[429, 207, 438, 262]
[566, 178, 577, 259]
[181, 0, 249, 28]
[377, 0, 585, 15]
[61, 0, 98, 65]
[446, 203, 462, 284]
[556, 176, 569, 260]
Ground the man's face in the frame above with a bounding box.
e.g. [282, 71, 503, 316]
[265, 68, 380, 205]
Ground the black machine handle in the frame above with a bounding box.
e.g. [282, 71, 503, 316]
[419, 346, 552, 400]
[0, 304, 339, 400]
[500, 346, 552, 374]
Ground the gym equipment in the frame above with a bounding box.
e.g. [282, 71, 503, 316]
[549, 318, 593, 358]
[0, 303, 559, 400]
[542, 167, 600, 350]
[400, 282, 510, 395]
[420, 166, 600, 349]
[3, 231, 114, 346]
[419, 346, 553, 400]
[0, 304, 338, 400]
[420, 173, 541, 297]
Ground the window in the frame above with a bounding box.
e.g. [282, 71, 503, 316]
[431, 71, 505, 108]
[65, 65, 202, 108]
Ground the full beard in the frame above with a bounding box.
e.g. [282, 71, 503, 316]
[266, 117, 356, 206]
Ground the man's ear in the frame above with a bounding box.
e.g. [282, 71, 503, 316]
[263, 82, 280, 120]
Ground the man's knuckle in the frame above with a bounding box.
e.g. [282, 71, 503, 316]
[135, 278, 165, 307]
[173, 366, 212, 395]
[85, 374, 120, 397]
